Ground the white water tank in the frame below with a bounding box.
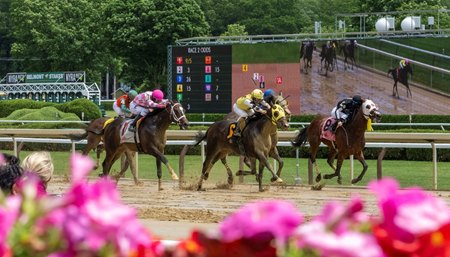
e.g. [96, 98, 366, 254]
[375, 18, 389, 32]
[401, 16, 416, 31]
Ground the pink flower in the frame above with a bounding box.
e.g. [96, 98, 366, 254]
[70, 153, 95, 184]
[369, 178, 450, 242]
[219, 200, 303, 243]
[0, 196, 21, 257]
[295, 197, 385, 257]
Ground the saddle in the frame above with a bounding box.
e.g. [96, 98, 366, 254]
[119, 117, 145, 144]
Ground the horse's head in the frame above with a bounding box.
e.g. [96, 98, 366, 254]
[167, 101, 189, 130]
[274, 95, 291, 121]
[270, 104, 289, 130]
[361, 99, 381, 123]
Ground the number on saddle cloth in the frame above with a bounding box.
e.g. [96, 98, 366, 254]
[321, 117, 336, 141]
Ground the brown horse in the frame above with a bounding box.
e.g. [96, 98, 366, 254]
[224, 95, 291, 177]
[195, 104, 289, 192]
[101, 101, 189, 190]
[300, 41, 315, 74]
[388, 63, 413, 98]
[291, 99, 381, 190]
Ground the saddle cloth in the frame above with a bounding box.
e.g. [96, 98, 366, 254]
[120, 119, 140, 144]
[320, 117, 336, 141]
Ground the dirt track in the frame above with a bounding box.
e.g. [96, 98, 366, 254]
[48, 176, 450, 239]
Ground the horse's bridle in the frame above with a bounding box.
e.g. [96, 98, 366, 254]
[168, 102, 186, 125]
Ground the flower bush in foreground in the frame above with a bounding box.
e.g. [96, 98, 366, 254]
[1, 152, 450, 257]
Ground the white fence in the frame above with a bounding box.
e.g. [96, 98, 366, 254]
[0, 129, 449, 189]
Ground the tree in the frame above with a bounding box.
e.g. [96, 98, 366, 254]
[9, 0, 116, 82]
[104, 0, 210, 89]
[220, 24, 248, 37]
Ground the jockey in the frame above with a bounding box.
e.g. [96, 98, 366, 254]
[129, 89, 167, 132]
[112, 90, 138, 118]
[399, 59, 409, 69]
[330, 95, 364, 132]
[263, 89, 277, 106]
[232, 89, 269, 137]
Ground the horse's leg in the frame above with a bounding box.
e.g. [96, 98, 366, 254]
[323, 156, 344, 185]
[197, 153, 220, 191]
[270, 147, 283, 177]
[149, 147, 179, 180]
[101, 149, 124, 177]
[351, 151, 368, 184]
[326, 148, 338, 172]
[309, 144, 322, 182]
[257, 160, 265, 192]
[156, 157, 164, 191]
[124, 151, 142, 186]
[220, 157, 234, 186]
[406, 82, 412, 98]
[94, 144, 104, 170]
[255, 150, 282, 184]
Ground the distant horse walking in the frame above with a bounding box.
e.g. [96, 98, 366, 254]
[388, 63, 413, 98]
[300, 41, 315, 74]
[195, 104, 289, 192]
[341, 39, 357, 70]
[319, 42, 335, 76]
[291, 99, 381, 190]
[101, 101, 189, 190]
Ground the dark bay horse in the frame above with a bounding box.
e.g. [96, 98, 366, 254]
[300, 41, 315, 74]
[388, 63, 413, 98]
[68, 117, 135, 182]
[341, 39, 357, 70]
[101, 101, 189, 190]
[195, 104, 289, 192]
[224, 96, 291, 178]
[291, 99, 381, 190]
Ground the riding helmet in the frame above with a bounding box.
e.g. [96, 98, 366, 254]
[128, 90, 138, 100]
[152, 89, 164, 101]
[352, 95, 362, 105]
[251, 89, 264, 100]
[263, 89, 276, 98]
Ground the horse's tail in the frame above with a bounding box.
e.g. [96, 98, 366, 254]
[193, 130, 207, 147]
[290, 127, 309, 147]
[387, 69, 394, 77]
[67, 131, 89, 141]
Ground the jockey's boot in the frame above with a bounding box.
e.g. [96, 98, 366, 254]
[129, 114, 142, 132]
[233, 118, 246, 137]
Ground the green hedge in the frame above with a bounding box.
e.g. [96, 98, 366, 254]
[0, 99, 102, 121]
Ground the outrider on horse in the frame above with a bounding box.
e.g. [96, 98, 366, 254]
[388, 60, 413, 98]
[341, 39, 357, 70]
[291, 99, 381, 190]
[101, 101, 188, 191]
[300, 41, 315, 74]
[195, 104, 289, 192]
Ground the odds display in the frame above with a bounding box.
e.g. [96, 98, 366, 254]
[171, 45, 232, 113]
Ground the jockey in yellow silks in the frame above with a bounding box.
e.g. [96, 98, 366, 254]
[232, 89, 269, 137]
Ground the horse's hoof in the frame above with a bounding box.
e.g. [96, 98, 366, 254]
[337, 177, 342, 185]
[315, 174, 322, 182]
[158, 187, 164, 191]
[99, 173, 106, 178]
[311, 184, 324, 191]
[235, 170, 243, 176]
[197, 187, 206, 192]
[135, 180, 144, 186]
[171, 174, 179, 180]
[323, 174, 332, 179]
[271, 177, 283, 183]
[227, 177, 234, 185]
[351, 178, 360, 184]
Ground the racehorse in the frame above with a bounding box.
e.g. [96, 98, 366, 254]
[319, 42, 335, 76]
[68, 117, 135, 182]
[341, 39, 357, 70]
[195, 104, 289, 192]
[388, 63, 413, 98]
[101, 101, 189, 191]
[300, 41, 315, 74]
[224, 95, 291, 178]
[291, 99, 381, 190]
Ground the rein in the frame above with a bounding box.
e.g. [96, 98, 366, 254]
[168, 103, 186, 124]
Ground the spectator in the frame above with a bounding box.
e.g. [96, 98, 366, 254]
[0, 153, 23, 195]
[21, 151, 54, 190]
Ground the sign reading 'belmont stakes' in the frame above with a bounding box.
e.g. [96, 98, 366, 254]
[5, 71, 86, 84]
